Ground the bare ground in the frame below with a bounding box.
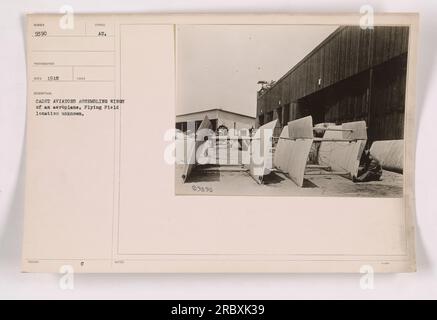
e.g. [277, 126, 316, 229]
[175, 164, 403, 197]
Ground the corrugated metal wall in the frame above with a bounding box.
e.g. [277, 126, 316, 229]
[370, 54, 408, 141]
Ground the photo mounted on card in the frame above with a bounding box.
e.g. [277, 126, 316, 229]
[23, 13, 418, 273]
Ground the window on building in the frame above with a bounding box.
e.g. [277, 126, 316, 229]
[176, 122, 187, 132]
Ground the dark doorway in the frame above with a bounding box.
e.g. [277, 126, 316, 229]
[283, 103, 290, 126]
[210, 119, 218, 132]
[258, 114, 264, 126]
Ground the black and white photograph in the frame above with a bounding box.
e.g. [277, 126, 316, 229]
[175, 24, 409, 197]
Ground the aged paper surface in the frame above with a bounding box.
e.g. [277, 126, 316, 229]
[23, 13, 418, 272]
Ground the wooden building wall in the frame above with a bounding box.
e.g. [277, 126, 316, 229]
[256, 26, 409, 142]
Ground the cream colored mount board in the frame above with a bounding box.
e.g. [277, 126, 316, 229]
[23, 13, 417, 273]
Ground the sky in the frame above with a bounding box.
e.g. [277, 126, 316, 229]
[176, 24, 338, 118]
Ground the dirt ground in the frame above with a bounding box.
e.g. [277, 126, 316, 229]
[175, 164, 403, 197]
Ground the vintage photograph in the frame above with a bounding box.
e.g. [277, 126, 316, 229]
[20, 12, 419, 276]
[175, 24, 408, 197]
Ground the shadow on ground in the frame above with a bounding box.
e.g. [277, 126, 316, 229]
[302, 179, 318, 188]
[186, 165, 221, 182]
[262, 172, 286, 185]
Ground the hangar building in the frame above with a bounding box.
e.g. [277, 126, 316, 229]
[256, 26, 409, 143]
[176, 108, 256, 133]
